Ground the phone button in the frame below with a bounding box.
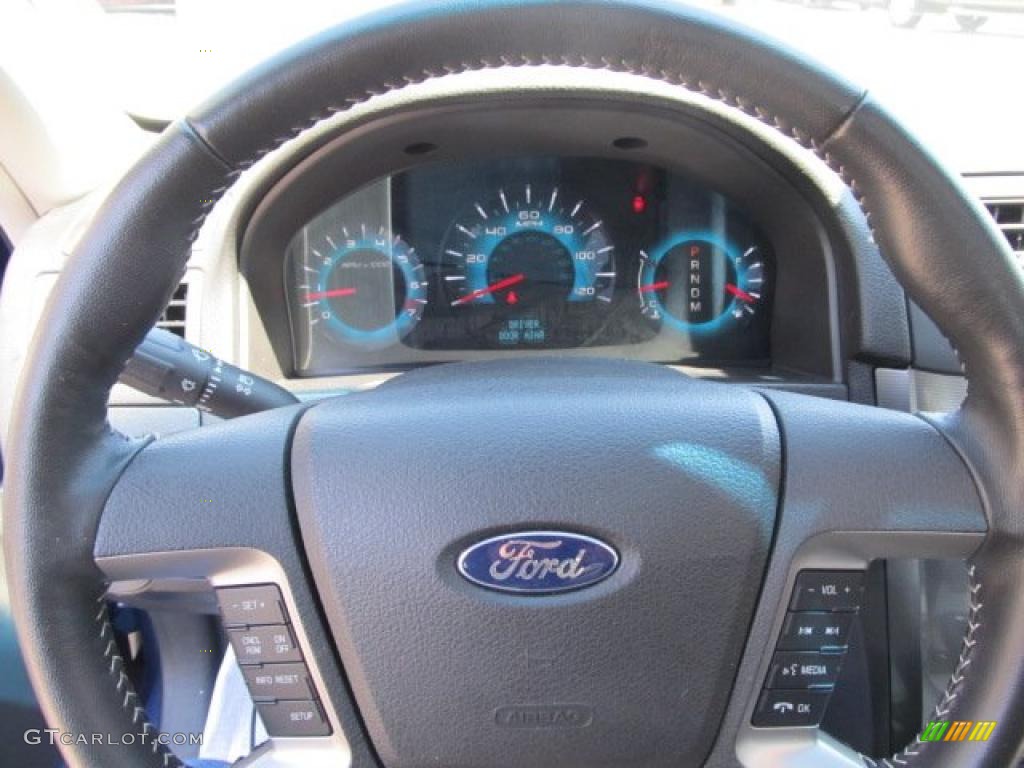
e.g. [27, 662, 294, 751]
[751, 690, 830, 727]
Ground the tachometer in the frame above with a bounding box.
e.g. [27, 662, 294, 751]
[638, 236, 765, 333]
[441, 185, 616, 310]
[298, 224, 427, 348]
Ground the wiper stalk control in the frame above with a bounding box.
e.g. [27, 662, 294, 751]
[120, 327, 298, 418]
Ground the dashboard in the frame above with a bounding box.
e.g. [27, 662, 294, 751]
[284, 157, 774, 376]
[0, 20, 1016, 768]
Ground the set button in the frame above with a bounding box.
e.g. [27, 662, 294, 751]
[217, 585, 287, 626]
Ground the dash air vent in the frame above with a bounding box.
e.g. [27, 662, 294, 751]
[156, 282, 189, 337]
[984, 200, 1024, 260]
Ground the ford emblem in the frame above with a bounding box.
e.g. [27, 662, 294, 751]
[457, 531, 619, 594]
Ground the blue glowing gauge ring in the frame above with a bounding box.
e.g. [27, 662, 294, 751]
[638, 233, 764, 336]
[308, 230, 427, 349]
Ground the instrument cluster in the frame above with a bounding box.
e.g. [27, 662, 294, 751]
[285, 157, 774, 375]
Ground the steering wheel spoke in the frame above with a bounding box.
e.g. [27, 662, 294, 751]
[95, 406, 304, 564]
[761, 389, 987, 541]
[723, 390, 987, 767]
[93, 406, 365, 768]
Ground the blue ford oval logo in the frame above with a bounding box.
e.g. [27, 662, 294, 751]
[457, 531, 619, 594]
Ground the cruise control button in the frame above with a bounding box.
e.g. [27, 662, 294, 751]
[229, 625, 303, 664]
[217, 585, 286, 626]
[777, 611, 852, 651]
[752, 689, 831, 727]
[257, 700, 332, 738]
[243, 663, 315, 701]
[789, 570, 865, 612]
[767, 651, 843, 689]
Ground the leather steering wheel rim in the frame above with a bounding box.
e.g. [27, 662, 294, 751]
[5, 2, 1023, 767]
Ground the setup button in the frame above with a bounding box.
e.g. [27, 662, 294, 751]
[257, 700, 332, 738]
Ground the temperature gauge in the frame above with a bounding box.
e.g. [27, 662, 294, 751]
[639, 237, 765, 334]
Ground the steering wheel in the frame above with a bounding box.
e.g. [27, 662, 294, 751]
[5, 2, 1022, 767]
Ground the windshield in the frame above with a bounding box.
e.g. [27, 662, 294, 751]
[11, 0, 1024, 171]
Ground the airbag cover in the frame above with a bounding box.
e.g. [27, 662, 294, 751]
[292, 359, 779, 768]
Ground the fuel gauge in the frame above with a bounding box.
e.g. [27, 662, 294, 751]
[638, 236, 765, 334]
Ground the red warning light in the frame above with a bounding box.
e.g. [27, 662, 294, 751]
[632, 195, 647, 215]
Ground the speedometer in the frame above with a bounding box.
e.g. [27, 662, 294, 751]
[441, 185, 616, 310]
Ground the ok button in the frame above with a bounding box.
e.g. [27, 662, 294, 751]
[767, 651, 842, 689]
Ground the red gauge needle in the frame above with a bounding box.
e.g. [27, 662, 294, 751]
[639, 281, 671, 293]
[305, 287, 358, 301]
[452, 273, 526, 306]
[725, 283, 756, 303]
